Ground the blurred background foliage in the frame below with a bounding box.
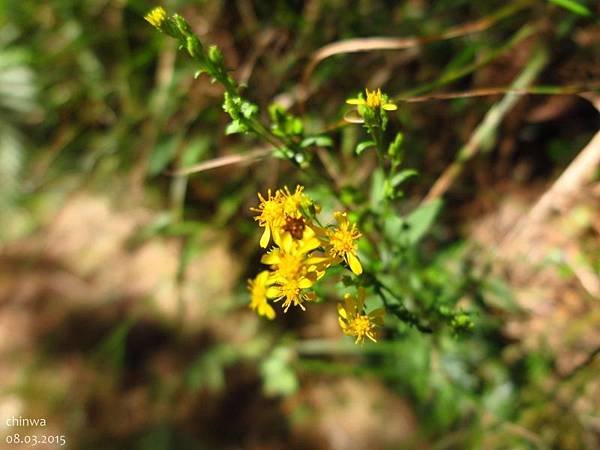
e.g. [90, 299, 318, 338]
[0, 0, 599, 449]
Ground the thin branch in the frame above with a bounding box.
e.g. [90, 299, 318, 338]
[172, 147, 271, 175]
[301, 0, 534, 87]
[501, 127, 600, 255]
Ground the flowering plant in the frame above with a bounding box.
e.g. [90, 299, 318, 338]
[145, 6, 473, 345]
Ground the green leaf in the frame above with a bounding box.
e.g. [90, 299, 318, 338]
[260, 347, 298, 396]
[225, 120, 246, 135]
[208, 45, 224, 64]
[387, 132, 404, 157]
[148, 134, 181, 176]
[269, 103, 304, 138]
[92, 318, 135, 370]
[547, 0, 592, 16]
[181, 137, 210, 168]
[186, 345, 237, 392]
[389, 169, 418, 188]
[0, 122, 23, 205]
[240, 100, 258, 119]
[369, 168, 386, 209]
[404, 199, 443, 245]
[356, 140, 376, 155]
[300, 135, 332, 148]
[273, 146, 294, 159]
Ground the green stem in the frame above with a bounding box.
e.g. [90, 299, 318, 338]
[367, 270, 433, 333]
[369, 124, 387, 173]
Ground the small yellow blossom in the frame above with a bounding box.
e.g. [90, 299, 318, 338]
[262, 231, 326, 312]
[279, 185, 308, 218]
[250, 186, 312, 248]
[249, 185, 364, 318]
[250, 189, 286, 248]
[248, 271, 276, 319]
[338, 288, 384, 344]
[144, 6, 167, 29]
[346, 88, 397, 111]
[262, 231, 320, 279]
[327, 212, 363, 275]
[266, 279, 316, 312]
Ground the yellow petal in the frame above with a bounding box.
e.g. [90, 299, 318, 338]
[272, 228, 282, 246]
[383, 104, 397, 111]
[333, 211, 347, 224]
[337, 303, 348, 319]
[338, 316, 348, 332]
[298, 278, 313, 289]
[259, 226, 271, 248]
[300, 236, 321, 253]
[266, 287, 280, 298]
[281, 232, 293, 252]
[256, 270, 271, 284]
[347, 252, 363, 275]
[346, 98, 361, 105]
[261, 250, 281, 265]
[263, 304, 276, 320]
[305, 254, 330, 266]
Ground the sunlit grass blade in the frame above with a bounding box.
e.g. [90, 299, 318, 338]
[547, 0, 592, 16]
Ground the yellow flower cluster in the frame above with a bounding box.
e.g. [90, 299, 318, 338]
[338, 288, 384, 344]
[144, 6, 167, 29]
[248, 185, 384, 343]
[346, 88, 397, 111]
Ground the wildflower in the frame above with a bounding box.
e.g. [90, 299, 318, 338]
[337, 289, 384, 344]
[144, 6, 167, 29]
[327, 212, 362, 275]
[262, 231, 320, 278]
[248, 271, 276, 319]
[250, 189, 286, 248]
[251, 185, 313, 247]
[263, 230, 328, 277]
[249, 185, 363, 316]
[266, 279, 316, 312]
[346, 88, 397, 111]
[262, 231, 326, 311]
[279, 185, 308, 218]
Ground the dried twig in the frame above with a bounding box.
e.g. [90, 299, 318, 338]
[301, 0, 534, 88]
[398, 83, 600, 103]
[172, 147, 271, 175]
[501, 128, 600, 254]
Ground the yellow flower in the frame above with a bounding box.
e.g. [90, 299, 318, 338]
[144, 6, 167, 29]
[262, 231, 326, 312]
[266, 279, 316, 312]
[249, 185, 365, 316]
[337, 288, 384, 344]
[248, 271, 276, 319]
[327, 212, 362, 275]
[250, 189, 286, 248]
[250, 185, 312, 248]
[346, 88, 397, 111]
[279, 185, 308, 218]
[263, 228, 328, 275]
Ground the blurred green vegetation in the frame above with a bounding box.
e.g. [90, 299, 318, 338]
[0, 1, 599, 449]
